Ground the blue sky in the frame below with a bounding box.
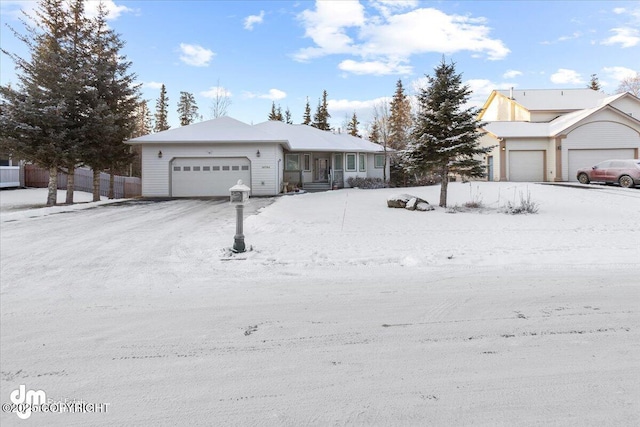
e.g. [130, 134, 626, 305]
[1, 0, 639, 132]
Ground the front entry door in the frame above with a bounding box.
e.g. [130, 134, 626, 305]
[315, 158, 329, 182]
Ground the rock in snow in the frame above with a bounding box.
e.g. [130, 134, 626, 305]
[387, 194, 432, 211]
[416, 201, 435, 211]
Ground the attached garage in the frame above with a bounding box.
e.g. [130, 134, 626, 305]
[508, 150, 545, 182]
[171, 157, 251, 197]
[567, 149, 635, 182]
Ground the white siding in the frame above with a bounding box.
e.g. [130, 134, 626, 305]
[140, 143, 280, 197]
[561, 119, 640, 180]
[610, 97, 640, 118]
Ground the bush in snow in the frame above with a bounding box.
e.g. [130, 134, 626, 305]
[347, 177, 388, 189]
[501, 190, 539, 214]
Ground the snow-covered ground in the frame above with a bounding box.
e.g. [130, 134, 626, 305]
[1, 182, 638, 426]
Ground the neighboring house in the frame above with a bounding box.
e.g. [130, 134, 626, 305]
[126, 117, 390, 197]
[478, 89, 640, 182]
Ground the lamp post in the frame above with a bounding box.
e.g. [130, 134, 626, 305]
[229, 180, 251, 253]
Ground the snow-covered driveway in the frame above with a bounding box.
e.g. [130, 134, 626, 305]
[1, 183, 638, 425]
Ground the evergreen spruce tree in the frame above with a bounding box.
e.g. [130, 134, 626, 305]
[154, 84, 170, 132]
[312, 90, 331, 131]
[268, 102, 278, 120]
[347, 112, 360, 137]
[268, 102, 284, 121]
[369, 120, 381, 144]
[84, 2, 140, 200]
[132, 100, 152, 138]
[588, 74, 601, 91]
[1, 0, 88, 206]
[403, 58, 490, 207]
[389, 79, 412, 150]
[177, 91, 199, 126]
[1, 0, 140, 204]
[302, 97, 312, 125]
[284, 107, 293, 124]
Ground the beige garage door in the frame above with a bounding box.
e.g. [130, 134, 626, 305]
[171, 157, 251, 197]
[567, 149, 635, 182]
[508, 150, 545, 182]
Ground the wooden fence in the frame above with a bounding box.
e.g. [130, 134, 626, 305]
[25, 165, 141, 198]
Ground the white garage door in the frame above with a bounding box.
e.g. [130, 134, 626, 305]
[171, 157, 251, 197]
[509, 150, 544, 182]
[567, 149, 635, 182]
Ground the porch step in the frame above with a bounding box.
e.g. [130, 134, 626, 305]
[303, 182, 332, 192]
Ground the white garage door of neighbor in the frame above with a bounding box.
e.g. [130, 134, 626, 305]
[171, 157, 251, 197]
[509, 150, 545, 182]
[567, 149, 635, 182]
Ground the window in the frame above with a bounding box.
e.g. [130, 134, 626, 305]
[203, 166, 211, 171]
[173, 166, 181, 171]
[345, 153, 356, 171]
[222, 166, 230, 171]
[374, 154, 384, 168]
[241, 165, 249, 171]
[212, 166, 220, 171]
[359, 154, 366, 172]
[334, 153, 343, 170]
[183, 166, 191, 171]
[193, 166, 201, 171]
[285, 154, 300, 170]
[232, 166, 239, 171]
[303, 154, 311, 171]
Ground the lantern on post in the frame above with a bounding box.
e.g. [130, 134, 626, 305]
[229, 179, 251, 253]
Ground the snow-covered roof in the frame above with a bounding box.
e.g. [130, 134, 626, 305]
[254, 120, 386, 153]
[127, 116, 386, 153]
[495, 88, 608, 111]
[484, 101, 640, 139]
[128, 116, 289, 146]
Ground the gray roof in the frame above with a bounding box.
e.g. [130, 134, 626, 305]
[495, 88, 609, 111]
[128, 116, 288, 145]
[254, 120, 386, 153]
[128, 116, 386, 153]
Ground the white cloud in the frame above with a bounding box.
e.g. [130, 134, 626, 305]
[244, 10, 265, 30]
[329, 97, 390, 112]
[602, 66, 637, 82]
[85, 1, 133, 20]
[541, 31, 582, 45]
[0, 1, 37, 20]
[601, 27, 640, 48]
[145, 81, 164, 89]
[201, 86, 233, 99]
[338, 59, 412, 76]
[550, 69, 584, 85]
[370, 0, 417, 18]
[1, 0, 133, 21]
[179, 43, 215, 67]
[503, 69, 522, 79]
[360, 8, 509, 60]
[293, 3, 509, 75]
[294, 1, 366, 61]
[243, 89, 287, 101]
